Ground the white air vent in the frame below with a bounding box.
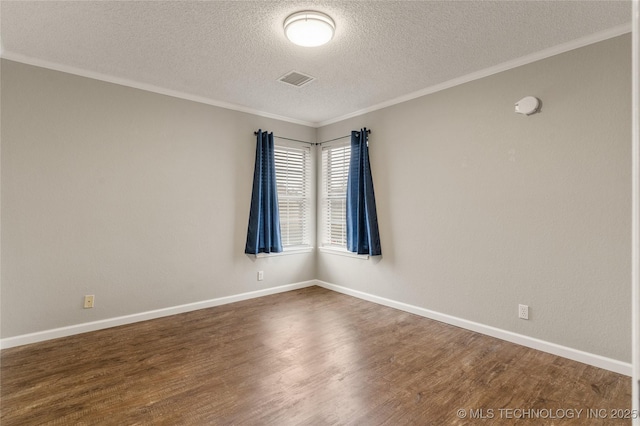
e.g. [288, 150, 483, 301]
[278, 71, 315, 87]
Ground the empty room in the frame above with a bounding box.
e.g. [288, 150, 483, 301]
[1, 1, 639, 424]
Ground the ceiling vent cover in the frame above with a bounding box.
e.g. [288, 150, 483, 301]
[278, 71, 315, 87]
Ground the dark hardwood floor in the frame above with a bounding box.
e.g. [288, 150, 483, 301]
[1, 286, 631, 425]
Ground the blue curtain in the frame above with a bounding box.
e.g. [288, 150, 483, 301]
[346, 128, 382, 256]
[245, 130, 283, 254]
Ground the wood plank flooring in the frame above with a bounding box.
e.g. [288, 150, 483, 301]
[1, 286, 631, 425]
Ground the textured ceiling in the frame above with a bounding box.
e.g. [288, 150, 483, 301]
[0, 1, 632, 126]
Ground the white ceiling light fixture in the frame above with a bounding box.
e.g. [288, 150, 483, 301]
[284, 11, 335, 47]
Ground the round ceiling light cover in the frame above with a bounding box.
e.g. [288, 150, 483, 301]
[284, 11, 335, 47]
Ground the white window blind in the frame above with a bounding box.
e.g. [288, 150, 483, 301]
[274, 143, 312, 248]
[321, 142, 351, 248]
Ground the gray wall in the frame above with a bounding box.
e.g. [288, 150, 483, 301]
[1, 60, 316, 337]
[1, 34, 632, 363]
[317, 35, 632, 362]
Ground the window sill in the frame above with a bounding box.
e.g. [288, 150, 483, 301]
[255, 247, 313, 258]
[318, 246, 369, 260]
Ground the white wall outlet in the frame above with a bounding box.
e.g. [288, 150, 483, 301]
[518, 304, 529, 320]
[258, 271, 264, 281]
[83, 295, 95, 309]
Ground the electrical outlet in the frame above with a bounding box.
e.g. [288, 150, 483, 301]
[518, 304, 529, 320]
[258, 271, 264, 281]
[84, 295, 95, 309]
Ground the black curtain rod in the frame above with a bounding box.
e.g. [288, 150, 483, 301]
[317, 129, 371, 145]
[253, 129, 371, 146]
[253, 132, 313, 145]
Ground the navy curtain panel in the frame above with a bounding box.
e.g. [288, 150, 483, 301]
[245, 130, 283, 254]
[346, 128, 382, 256]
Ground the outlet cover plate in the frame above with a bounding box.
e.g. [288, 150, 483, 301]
[518, 304, 529, 320]
[84, 295, 95, 309]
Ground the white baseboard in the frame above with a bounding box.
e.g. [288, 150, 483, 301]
[0, 280, 316, 350]
[315, 280, 632, 376]
[3, 279, 632, 376]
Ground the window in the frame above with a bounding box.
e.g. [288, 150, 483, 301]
[321, 141, 350, 249]
[274, 142, 312, 249]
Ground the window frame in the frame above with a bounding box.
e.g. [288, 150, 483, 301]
[273, 140, 313, 252]
[320, 140, 351, 251]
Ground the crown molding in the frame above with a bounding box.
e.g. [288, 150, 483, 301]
[317, 23, 632, 127]
[0, 51, 317, 128]
[1, 22, 631, 129]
